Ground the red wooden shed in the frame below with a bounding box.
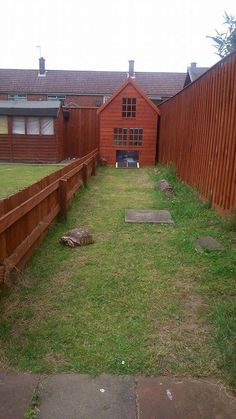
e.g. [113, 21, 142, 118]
[98, 78, 160, 167]
[0, 100, 65, 163]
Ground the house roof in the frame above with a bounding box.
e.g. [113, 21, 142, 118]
[184, 66, 209, 87]
[98, 78, 160, 115]
[0, 68, 186, 98]
[0, 100, 60, 116]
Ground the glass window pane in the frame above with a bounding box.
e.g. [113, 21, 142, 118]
[41, 118, 54, 135]
[0, 116, 8, 134]
[13, 117, 25, 134]
[27, 117, 40, 134]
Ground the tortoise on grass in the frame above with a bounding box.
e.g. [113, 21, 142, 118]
[60, 228, 94, 248]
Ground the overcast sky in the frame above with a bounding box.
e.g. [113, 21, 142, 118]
[1, 0, 235, 73]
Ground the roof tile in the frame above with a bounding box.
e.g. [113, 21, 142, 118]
[0, 69, 186, 97]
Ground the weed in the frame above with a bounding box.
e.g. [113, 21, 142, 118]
[226, 209, 236, 232]
[24, 390, 40, 419]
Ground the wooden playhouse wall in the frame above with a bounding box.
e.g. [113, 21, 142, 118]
[99, 83, 158, 166]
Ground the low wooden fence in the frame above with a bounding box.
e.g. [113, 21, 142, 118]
[158, 50, 236, 213]
[0, 149, 98, 284]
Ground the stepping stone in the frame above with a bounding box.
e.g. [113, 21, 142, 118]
[38, 374, 136, 419]
[125, 209, 174, 224]
[193, 236, 223, 252]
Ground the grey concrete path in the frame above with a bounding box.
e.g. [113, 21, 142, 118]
[0, 372, 39, 419]
[1, 372, 236, 419]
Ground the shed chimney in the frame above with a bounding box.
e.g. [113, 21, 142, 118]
[128, 60, 135, 78]
[39, 57, 46, 76]
[190, 62, 197, 69]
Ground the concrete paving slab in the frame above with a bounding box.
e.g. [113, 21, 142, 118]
[38, 373, 136, 419]
[0, 371, 39, 419]
[125, 209, 174, 224]
[137, 376, 236, 419]
[193, 236, 223, 252]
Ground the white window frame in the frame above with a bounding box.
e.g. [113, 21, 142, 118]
[8, 94, 27, 101]
[47, 94, 65, 102]
[12, 116, 55, 136]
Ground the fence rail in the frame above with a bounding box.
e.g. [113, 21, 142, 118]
[0, 149, 98, 283]
[158, 51, 236, 213]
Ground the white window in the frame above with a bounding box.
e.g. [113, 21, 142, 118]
[8, 94, 27, 101]
[41, 117, 54, 135]
[103, 95, 111, 103]
[27, 117, 40, 135]
[47, 95, 65, 102]
[12, 117, 25, 134]
[0, 116, 8, 134]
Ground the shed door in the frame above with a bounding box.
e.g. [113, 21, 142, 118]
[116, 150, 139, 167]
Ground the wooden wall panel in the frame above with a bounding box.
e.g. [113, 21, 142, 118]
[0, 114, 63, 163]
[65, 108, 99, 159]
[158, 51, 236, 213]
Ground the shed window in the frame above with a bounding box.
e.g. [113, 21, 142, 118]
[12, 117, 54, 135]
[113, 128, 128, 145]
[122, 97, 136, 117]
[27, 117, 40, 135]
[41, 117, 54, 135]
[13, 117, 25, 134]
[129, 128, 143, 146]
[0, 116, 8, 134]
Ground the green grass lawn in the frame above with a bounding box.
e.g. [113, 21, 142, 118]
[0, 163, 60, 199]
[0, 166, 235, 388]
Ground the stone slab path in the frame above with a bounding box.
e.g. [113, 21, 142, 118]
[193, 236, 224, 252]
[125, 209, 174, 224]
[1, 372, 236, 419]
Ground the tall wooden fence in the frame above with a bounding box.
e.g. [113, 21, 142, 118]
[158, 50, 236, 213]
[65, 108, 99, 159]
[0, 149, 98, 284]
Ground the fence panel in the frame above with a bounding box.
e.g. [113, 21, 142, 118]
[0, 149, 98, 283]
[158, 51, 236, 213]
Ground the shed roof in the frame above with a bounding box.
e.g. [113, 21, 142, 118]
[0, 69, 186, 98]
[0, 100, 60, 116]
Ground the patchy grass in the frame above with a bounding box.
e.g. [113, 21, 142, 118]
[0, 166, 235, 388]
[0, 163, 60, 199]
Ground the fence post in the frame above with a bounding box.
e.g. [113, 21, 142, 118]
[0, 233, 7, 283]
[59, 178, 67, 220]
[82, 163, 88, 187]
[91, 156, 96, 176]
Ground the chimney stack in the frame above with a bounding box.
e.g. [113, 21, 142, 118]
[39, 57, 46, 76]
[128, 60, 135, 78]
[190, 62, 197, 69]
